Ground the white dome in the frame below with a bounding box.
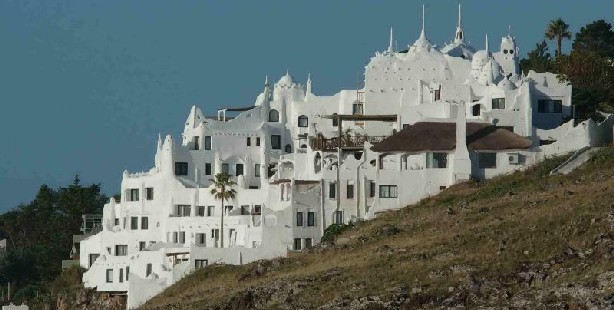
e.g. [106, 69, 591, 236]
[278, 73, 294, 85]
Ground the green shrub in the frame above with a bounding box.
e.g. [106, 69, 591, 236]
[321, 223, 354, 242]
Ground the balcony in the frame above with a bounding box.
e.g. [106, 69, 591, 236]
[309, 135, 388, 152]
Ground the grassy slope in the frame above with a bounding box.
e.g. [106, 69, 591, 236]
[142, 148, 614, 309]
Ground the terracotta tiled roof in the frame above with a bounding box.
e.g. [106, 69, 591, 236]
[370, 122, 533, 153]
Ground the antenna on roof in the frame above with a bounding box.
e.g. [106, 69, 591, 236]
[508, 25, 512, 37]
[265, 75, 269, 86]
[485, 33, 489, 52]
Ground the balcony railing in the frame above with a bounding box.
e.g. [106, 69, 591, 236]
[309, 135, 388, 152]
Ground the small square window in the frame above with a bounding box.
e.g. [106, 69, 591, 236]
[174, 162, 188, 176]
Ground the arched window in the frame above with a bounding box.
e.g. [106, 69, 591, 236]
[269, 109, 279, 122]
[298, 115, 308, 127]
[285, 144, 292, 153]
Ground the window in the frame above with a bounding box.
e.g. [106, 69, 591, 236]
[241, 205, 250, 215]
[115, 245, 128, 256]
[128, 188, 139, 202]
[196, 233, 206, 246]
[478, 152, 497, 169]
[225, 205, 234, 214]
[296, 212, 304, 226]
[175, 205, 191, 217]
[89, 254, 99, 267]
[198, 206, 206, 216]
[172, 232, 178, 243]
[269, 109, 279, 122]
[139, 241, 146, 251]
[146, 187, 154, 200]
[175, 162, 188, 176]
[254, 205, 262, 215]
[126, 267, 129, 281]
[379, 185, 398, 198]
[222, 163, 229, 175]
[179, 232, 186, 244]
[298, 115, 308, 127]
[195, 259, 208, 269]
[271, 135, 281, 149]
[205, 163, 212, 175]
[204, 136, 211, 150]
[119, 267, 124, 283]
[347, 182, 354, 199]
[352, 103, 363, 115]
[332, 113, 339, 127]
[434, 89, 441, 101]
[114, 218, 119, 226]
[256, 137, 261, 146]
[146, 264, 152, 277]
[426, 152, 448, 169]
[305, 238, 313, 249]
[369, 181, 376, 198]
[141, 217, 148, 230]
[246, 137, 251, 146]
[255, 164, 261, 177]
[492, 98, 506, 109]
[538, 99, 563, 113]
[131, 217, 138, 230]
[207, 206, 215, 216]
[236, 164, 244, 176]
[192, 136, 200, 150]
[106, 269, 113, 283]
[472, 104, 481, 116]
[294, 238, 302, 251]
[285, 144, 292, 153]
[329, 182, 336, 199]
[307, 211, 315, 226]
[334, 210, 343, 224]
[379, 155, 384, 169]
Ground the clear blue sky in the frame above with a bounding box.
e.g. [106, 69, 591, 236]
[1, 0, 612, 213]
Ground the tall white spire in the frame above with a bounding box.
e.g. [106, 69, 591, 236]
[265, 75, 269, 86]
[454, 3, 464, 43]
[485, 33, 489, 53]
[306, 73, 312, 97]
[458, 3, 462, 28]
[388, 27, 394, 53]
[420, 4, 426, 38]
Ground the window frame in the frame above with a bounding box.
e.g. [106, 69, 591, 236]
[307, 211, 315, 226]
[491, 98, 506, 110]
[296, 211, 304, 227]
[145, 187, 154, 200]
[174, 162, 189, 176]
[478, 152, 497, 169]
[269, 109, 279, 122]
[379, 185, 398, 198]
[204, 136, 212, 150]
[271, 135, 281, 150]
[106, 269, 113, 283]
[235, 163, 244, 176]
[141, 216, 149, 230]
[298, 115, 308, 127]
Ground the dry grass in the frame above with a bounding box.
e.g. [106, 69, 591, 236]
[141, 148, 614, 309]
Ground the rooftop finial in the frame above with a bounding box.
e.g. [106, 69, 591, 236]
[458, 3, 462, 28]
[508, 25, 512, 37]
[421, 4, 426, 37]
[265, 75, 269, 86]
[388, 27, 394, 53]
[485, 33, 489, 53]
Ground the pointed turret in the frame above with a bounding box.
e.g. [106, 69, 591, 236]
[454, 3, 464, 43]
[387, 27, 394, 53]
[157, 133, 162, 150]
[409, 4, 434, 51]
[305, 73, 312, 98]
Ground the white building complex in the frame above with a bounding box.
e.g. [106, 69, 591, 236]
[78, 6, 613, 309]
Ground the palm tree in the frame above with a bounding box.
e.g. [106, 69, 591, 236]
[209, 172, 237, 248]
[545, 18, 572, 57]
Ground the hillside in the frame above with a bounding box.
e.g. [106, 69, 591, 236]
[141, 149, 614, 309]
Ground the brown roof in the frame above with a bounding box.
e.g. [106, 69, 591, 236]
[370, 122, 533, 153]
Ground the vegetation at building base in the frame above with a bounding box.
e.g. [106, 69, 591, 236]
[0, 175, 107, 307]
[521, 19, 614, 121]
[141, 147, 614, 309]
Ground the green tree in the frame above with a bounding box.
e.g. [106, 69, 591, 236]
[545, 18, 572, 57]
[572, 19, 614, 57]
[209, 173, 237, 248]
[519, 40, 553, 73]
